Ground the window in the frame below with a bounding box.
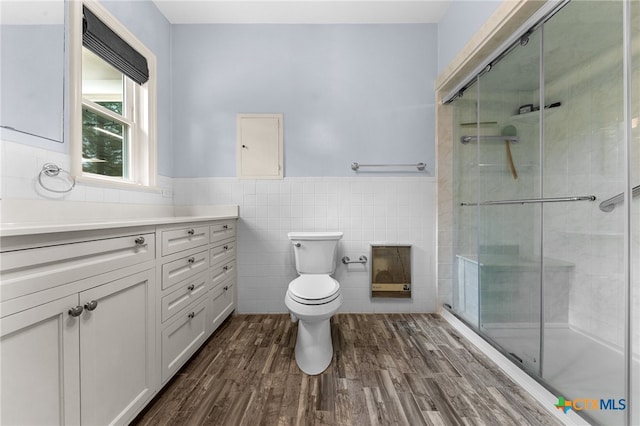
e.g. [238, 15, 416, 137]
[70, 1, 156, 188]
[82, 47, 130, 178]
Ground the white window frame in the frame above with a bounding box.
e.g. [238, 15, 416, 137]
[69, 0, 157, 189]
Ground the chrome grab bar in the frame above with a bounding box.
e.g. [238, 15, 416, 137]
[461, 135, 519, 144]
[342, 255, 368, 265]
[351, 162, 426, 171]
[461, 195, 596, 207]
[599, 184, 640, 212]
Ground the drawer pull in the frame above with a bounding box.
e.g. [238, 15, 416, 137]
[223, 245, 229, 250]
[84, 300, 98, 311]
[187, 284, 195, 291]
[223, 285, 229, 291]
[188, 312, 195, 319]
[187, 257, 196, 264]
[134, 236, 146, 246]
[223, 265, 230, 271]
[223, 225, 229, 229]
[187, 229, 195, 235]
[68, 305, 84, 317]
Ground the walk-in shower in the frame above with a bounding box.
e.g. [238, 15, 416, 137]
[446, 1, 638, 425]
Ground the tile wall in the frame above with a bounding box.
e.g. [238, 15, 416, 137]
[0, 140, 173, 206]
[1, 140, 437, 315]
[174, 176, 437, 314]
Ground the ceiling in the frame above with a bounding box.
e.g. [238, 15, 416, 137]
[152, 0, 451, 24]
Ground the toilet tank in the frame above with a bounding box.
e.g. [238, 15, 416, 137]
[288, 231, 343, 274]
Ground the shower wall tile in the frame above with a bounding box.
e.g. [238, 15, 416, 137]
[437, 104, 454, 308]
[543, 62, 630, 349]
[174, 176, 437, 314]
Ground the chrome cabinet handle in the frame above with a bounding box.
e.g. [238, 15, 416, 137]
[134, 236, 145, 246]
[187, 284, 195, 291]
[68, 305, 84, 317]
[223, 225, 229, 229]
[223, 245, 229, 250]
[223, 265, 229, 271]
[187, 229, 195, 235]
[84, 300, 98, 311]
[188, 312, 195, 319]
[187, 257, 195, 264]
[223, 285, 229, 291]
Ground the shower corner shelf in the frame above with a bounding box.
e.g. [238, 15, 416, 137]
[509, 105, 561, 123]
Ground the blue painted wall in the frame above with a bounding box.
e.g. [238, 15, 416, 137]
[437, 0, 501, 74]
[2, 1, 503, 180]
[171, 24, 437, 178]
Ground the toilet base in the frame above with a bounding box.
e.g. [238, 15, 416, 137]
[294, 318, 333, 375]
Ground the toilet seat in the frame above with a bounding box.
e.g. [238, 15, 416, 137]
[288, 275, 340, 305]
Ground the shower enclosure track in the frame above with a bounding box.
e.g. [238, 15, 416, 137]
[599, 184, 640, 212]
[461, 195, 596, 206]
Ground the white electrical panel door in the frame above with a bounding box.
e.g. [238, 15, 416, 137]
[237, 114, 283, 179]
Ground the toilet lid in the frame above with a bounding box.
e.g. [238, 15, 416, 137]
[289, 275, 339, 301]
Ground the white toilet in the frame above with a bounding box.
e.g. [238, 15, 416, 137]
[285, 231, 343, 375]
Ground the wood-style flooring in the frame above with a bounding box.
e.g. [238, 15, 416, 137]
[133, 314, 561, 426]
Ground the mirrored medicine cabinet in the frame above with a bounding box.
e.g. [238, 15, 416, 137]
[0, 0, 65, 144]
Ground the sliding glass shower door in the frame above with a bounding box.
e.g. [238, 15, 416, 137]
[476, 28, 542, 376]
[451, 1, 634, 424]
[541, 3, 627, 425]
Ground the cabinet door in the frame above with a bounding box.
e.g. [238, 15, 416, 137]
[0, 294, 80, 426]
[237, 114, 283, 179]
[79, 269, 155, 426]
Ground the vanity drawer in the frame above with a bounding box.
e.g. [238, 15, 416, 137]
[210, 222, 235, 244]
[161, 272, 208, 323]
[0, 233, 155, 302]
[210, 238, 236, 268]
[161, 249, 209, 291]
[208, 277, 235, 334]
[161, 225, 209, 257]
[211, 260, 235, 289]
[161, 296, 208, 383]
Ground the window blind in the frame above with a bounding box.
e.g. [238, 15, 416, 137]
[82, 6, 149, 85]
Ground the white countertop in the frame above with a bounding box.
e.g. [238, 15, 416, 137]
[0, 202, 239, 237]
[0, 215, 236, 237]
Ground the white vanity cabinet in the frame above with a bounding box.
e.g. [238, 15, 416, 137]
[0, 229, 157, 426]
[156, 219, 237, 384]
[0, 213, 238, 424]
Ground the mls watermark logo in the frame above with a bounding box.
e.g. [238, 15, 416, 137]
[555, 396, 626, 414]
